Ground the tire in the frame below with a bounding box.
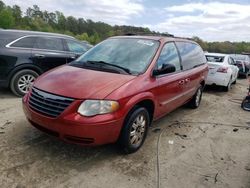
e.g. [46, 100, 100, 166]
[118, 107, 150, 154]
[242, 97, 250, 111]
[244, 72, 248, 79]
[10, 69, 39, 97]
[187, 85, 203, 109]
[232, 78, 236, 84]
[223, 77, 232, 92]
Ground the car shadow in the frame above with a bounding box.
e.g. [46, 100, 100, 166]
[0, 87, 18, 99]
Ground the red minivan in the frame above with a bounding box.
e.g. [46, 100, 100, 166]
[22, 35, 208, 153]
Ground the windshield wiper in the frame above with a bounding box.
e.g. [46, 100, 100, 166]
[86, 60, 131, 74]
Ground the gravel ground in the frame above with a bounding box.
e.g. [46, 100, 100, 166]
[0, 79, 250, 188]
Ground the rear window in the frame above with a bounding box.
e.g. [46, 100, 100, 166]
[175, 42, 206, 70]
[66, 40, 88, 53]
[206, 55, 224, 63]
[10, 36, 37, 48]
[34, 37, 64, 51]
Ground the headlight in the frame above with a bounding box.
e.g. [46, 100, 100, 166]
[77, 100, 119, 116]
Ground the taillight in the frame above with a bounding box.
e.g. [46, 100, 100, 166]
[217, 67, 228, 73]
[244, 61, 250, 66]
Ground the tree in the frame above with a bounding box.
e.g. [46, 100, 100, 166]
[0, 0, 5, 12]
[192, 36, 208, 50]
[0, 8, 15, 28]
[12, 5, 22, 23]
[76, 33, 89, 41]
[0, 2, 249, 52]
[66, 16, 78, 34]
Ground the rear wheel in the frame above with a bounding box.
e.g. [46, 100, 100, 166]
[232, 78, 237, 84]
[118, 107, 150, 154]
[10, 69, 39, 97]
[187, 85, 203, 109]
[223, 77, 232, 92]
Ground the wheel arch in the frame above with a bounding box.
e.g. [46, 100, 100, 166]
[122, 92, 156, 125]
[200, 80, 205, 89]
[7, 64, 43, 86]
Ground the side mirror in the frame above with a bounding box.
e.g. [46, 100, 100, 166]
[153, 64, 176, 76]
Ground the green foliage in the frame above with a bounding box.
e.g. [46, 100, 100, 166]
[192, 36, 250, 54]
[0, 0, 250, 52]
[0, 8, 15, 29]
[75, 33, 89, 41]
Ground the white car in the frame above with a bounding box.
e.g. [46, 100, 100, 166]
[205, 53, 239, 91]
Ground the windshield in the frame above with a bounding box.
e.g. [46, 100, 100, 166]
[206, 55, 225, 63]
[71, 38, 159, 75]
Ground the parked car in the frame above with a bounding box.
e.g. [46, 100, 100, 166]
[231, 54, 250, 78]
[22, 35, 208, 153]
[205, 53, 239, 91]
[0, 29, 92, 96]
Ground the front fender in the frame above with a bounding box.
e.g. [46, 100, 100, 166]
[119, 92, 157, 121]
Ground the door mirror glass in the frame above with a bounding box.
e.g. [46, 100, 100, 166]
[153, 64, 176, 76]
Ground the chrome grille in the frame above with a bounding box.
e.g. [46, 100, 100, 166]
[29, 88, 74, 118]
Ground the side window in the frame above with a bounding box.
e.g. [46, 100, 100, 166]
[229, 57, 235, 65]
[10, 36, 37, 48]
[66, 40, 87, 53]
[157, 42, 181, 72]
[176, 42, 206, 70]
[34, 37, 64, 51]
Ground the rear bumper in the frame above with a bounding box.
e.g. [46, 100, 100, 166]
[22, 94, 124, 146]
[206, 72, 231, 87]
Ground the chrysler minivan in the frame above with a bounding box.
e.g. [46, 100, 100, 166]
[23, 35, 208, 153]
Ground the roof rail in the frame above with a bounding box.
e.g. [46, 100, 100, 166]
[123, 32, 194, 41]
[124, 32, 175, 37]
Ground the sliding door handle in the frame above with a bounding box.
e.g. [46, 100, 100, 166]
[178, 80, 185, 85]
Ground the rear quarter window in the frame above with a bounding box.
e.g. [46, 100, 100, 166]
[176, 42, 206, 70]
[9, 36, 37, 48]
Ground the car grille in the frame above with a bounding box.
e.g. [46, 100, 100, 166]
[28, 87, 74, 118]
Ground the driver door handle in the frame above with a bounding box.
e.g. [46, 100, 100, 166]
[34, 54, 45, 59]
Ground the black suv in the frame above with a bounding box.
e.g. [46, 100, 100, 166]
[0, 29, 91, 96]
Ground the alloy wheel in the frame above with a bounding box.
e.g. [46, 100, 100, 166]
[129, 114, 146, 147]
[195, 88, 202, 106]
[17, 74, 35, 93]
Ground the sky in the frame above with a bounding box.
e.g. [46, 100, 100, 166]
[3, 0, 250, 42]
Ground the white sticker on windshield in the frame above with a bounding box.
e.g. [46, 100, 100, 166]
[137, 40, 154, 46]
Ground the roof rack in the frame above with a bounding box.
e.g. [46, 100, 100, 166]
[123, 32, 194, 41]
[124, 32, 175, 37]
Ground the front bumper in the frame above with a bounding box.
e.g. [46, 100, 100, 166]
[22, 94, 124, 146]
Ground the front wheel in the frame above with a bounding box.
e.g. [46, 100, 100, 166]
[10, 69, 39, 97]
[187, 85, 203, 109]
[118, 107, 150, 154]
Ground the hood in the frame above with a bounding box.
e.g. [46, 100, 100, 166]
[34, 65, 135, 99]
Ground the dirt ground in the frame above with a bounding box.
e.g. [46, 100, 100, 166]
[0, 79, 250, 188]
